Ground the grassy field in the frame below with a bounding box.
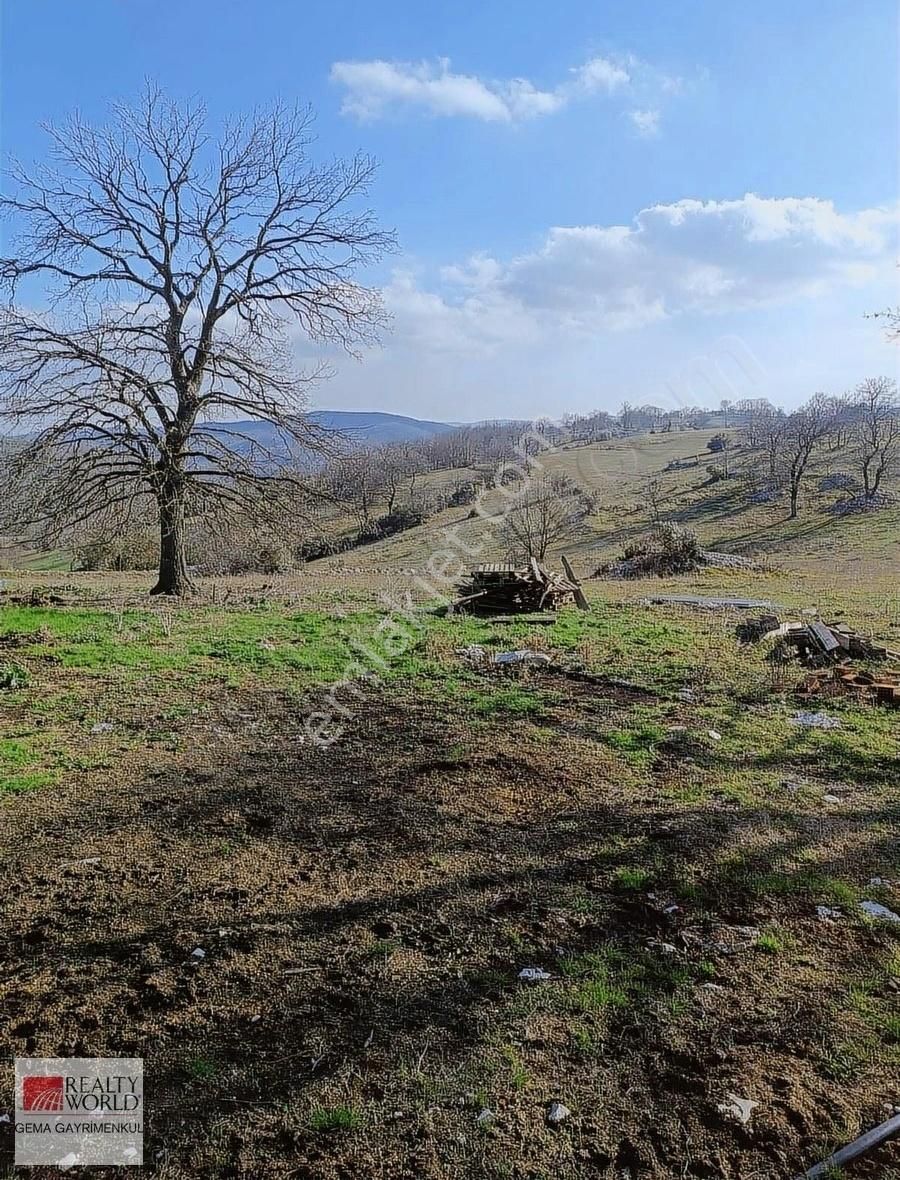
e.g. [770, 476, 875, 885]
[0, 434, 898, 1178]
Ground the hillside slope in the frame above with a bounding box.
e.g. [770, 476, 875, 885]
[314, 428, 900, 581]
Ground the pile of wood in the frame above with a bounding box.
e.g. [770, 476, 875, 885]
[767, 620, 900, 665]
[798, 664, 900, 708]
[448, 558, 588, 615]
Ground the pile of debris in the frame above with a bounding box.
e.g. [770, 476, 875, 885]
[740, 613, 900, 709]
[447, 558, 588, 615]
[798, 664, 900, 708]
[763, 620, 900, 666]
[596, 524, 757, 580]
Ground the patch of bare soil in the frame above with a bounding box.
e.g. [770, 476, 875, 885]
[0, 686, 897, 1178]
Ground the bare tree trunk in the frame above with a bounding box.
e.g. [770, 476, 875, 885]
[789, 478, 800, 519]
[150, 476, 193, 596]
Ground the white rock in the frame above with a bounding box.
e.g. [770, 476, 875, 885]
[860, 901, 900, 924]
[90, 722, 113, 734]
[476, 1108, 495, 1127]
[869, 877, 892, 887]
[707, 729, 722, 742]
[190, 947, 206, 960]
[518, 966, 552, 983]
[822, 794, 841, 804]
[717, 1093, 758, 1125]
[547, 1101, 571, 1126]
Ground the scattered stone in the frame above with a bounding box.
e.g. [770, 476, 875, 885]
[700, 983, 726, 992]
[717, 1093, 758, 1125]
[860, 901, 900, 924]
[190, 947, 206, 960]
[869, 877, 892, 887]
[822, 794, 841, 804]
[677, 688, 695, 701]
[493, 650, 552, 667]
[790, 711, 842, 729]
[476, 1108, 495, 1127]
[90, 722, 114, 734]
[816, 906, 842, 922]
[518, 966, 552, 983]
[781, 779, 804, 794]
[456, 645, 487, 664]
[547, 1101, 571, 1126]
[707, 729, 722, 742]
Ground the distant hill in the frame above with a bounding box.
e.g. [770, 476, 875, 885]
[308, 411, 456, 445]
[194, 411, 456, 458]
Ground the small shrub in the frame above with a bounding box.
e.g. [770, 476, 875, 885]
[447, 481, 479, 507]
[707, 433, 728, 453]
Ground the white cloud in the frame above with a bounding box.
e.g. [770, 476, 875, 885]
[629, 108, 660, 137]
[329, 58, 512, 122]
[379, 195, 899, 354]
[571, 56, 631, 94]
[302, 194, 898, 420]
[330, 53, 663, 125]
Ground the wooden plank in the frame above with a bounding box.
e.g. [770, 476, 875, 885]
[808, 621, 841, 653]
[560, 555, 590, 611]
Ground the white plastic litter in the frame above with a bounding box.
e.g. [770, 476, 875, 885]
[790, 711, 842, 729]
[518, 966, 552, 983]
[860, 901, 900, 924]
[816, 906, 842, 922]
[717, 1093, 758, 1125]
[493, 650, 552, 666]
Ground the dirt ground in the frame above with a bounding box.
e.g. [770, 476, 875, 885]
[1, 669, 898, 1179]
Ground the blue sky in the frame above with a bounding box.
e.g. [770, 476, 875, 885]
[2, 0, 898, 419]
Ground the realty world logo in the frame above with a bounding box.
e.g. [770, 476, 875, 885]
[15, 1058, 143, 1167]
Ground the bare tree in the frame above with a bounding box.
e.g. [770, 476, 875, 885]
[644, 474, 667, 523]
[747, 405, 789, 487]
[377, 442, 422, 514]
[782, 395, 836, 518]
[849, 376, 900, 501]
[320, 446, 385, 531]
[0, 87, 393, 594]
[501, 473, 595, 561]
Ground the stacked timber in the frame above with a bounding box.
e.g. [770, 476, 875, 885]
[448, 558, 588, 615]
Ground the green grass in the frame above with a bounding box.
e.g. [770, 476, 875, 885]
[755, 926, 792, 954]
[308, 1105, 364, 1133]
[185, 1055, 218, 1081]
[499, 1045, 530, 1091]
[612, 865, 652, 891]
